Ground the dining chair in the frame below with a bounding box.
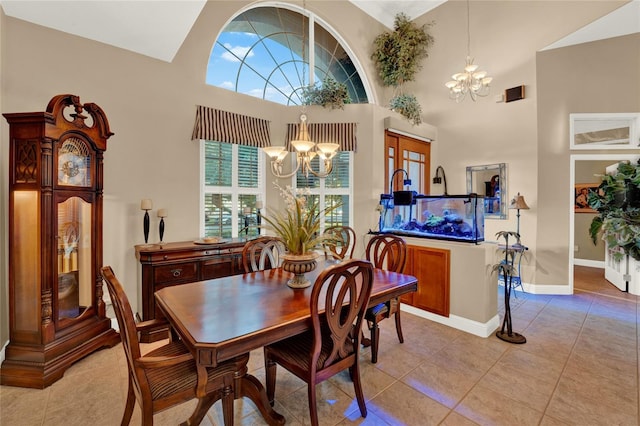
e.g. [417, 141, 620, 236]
[322, 225, 357, 260]
[101, 266, 247, 426]
[363, 234, 408, 363]
[263, 259, 374, 426]
[241, 236, 285, 273]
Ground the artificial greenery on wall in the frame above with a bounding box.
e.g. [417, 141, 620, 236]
[302, 77, 351, 110]
[371, 13, 434, 125]
[588, 160, 640, 261]
[371, 13, 434, 87]
[389, 93, 422, 126]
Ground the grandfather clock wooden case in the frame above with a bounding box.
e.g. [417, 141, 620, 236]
[2, 94, 120, 388]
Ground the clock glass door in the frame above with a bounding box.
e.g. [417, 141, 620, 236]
[57, 196, 93, 321]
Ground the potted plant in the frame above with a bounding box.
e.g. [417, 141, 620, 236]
[492, 230, 526, 344]
[302, 76, 351, 110]
[588, 160, 640, 262]
[389, 93, 422, 126]
[261, 184, 340, 288]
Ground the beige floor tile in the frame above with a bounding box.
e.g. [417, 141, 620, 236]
[329, 360, 396, 401]
[400, 358, 478, 408]
[454, 383, 544, 426]
[367, 380, 450, 425]
[277, 379, 355, 426]
[440, 411, 481, 426]
[371, 344, 425, 379]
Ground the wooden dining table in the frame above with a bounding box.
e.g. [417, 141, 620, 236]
[154, 258, 418, 425]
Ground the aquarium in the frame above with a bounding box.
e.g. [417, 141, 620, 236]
[378, 194, 484, 243]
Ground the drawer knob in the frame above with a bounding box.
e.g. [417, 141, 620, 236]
[171, 269, 182, 277]
[163, 255, 168, 260]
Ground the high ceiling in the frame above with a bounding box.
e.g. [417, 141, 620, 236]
[0, 1, 638, 62]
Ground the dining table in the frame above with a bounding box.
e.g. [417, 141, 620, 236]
[154, 258, 418, 425]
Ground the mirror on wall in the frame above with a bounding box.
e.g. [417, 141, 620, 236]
[466, 163, 507, 219]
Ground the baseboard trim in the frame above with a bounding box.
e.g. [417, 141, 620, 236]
[574, 259, 604, 268]
[401, 305, 500, 338]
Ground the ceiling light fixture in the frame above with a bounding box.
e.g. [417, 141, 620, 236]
[445, 0, 492, 102]
[263, 1, 339, 178]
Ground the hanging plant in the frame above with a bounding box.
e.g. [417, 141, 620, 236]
[389, 93, 422, 126]
[302, 77, 351, 110]
[371, 13, 435, 87]
[588, 160, 640, 261]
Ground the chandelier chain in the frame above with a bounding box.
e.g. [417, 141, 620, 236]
[444, 0, 492, 102]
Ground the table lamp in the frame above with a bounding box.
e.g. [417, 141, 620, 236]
[509, 192, 529, 236]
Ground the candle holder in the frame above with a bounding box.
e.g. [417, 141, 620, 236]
[243, 206, 252, 236]
[255, 200, 263, 234]
[157, 209, 167, 243]
[140, 199, 153, 245]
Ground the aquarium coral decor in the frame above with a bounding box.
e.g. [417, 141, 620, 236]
[379, 194, 484, 244]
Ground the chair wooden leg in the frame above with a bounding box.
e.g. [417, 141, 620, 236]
[264, 356, 277, 406]
[394, 303, 404, 344]
[308, 384, 319, 426]
[370, 318, 380, 364]
[121, 377, 136, 426]
[351, 361, 367, 419]
[141, 404, 154, 426]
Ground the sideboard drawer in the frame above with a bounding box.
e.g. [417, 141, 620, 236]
[154, 262, 198, 284]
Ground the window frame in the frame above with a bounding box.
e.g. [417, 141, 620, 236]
[199, 141, 265, 238]
[294, 151, 354, 232]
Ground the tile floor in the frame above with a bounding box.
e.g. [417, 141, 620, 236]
[1, 265, 638, 425]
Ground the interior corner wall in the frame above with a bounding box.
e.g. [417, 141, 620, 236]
[536, 33, 640, 286]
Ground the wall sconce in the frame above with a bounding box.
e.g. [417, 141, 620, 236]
[432, 166, 448, 195]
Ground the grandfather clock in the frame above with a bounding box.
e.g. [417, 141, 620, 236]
[2, 94, 120, 388]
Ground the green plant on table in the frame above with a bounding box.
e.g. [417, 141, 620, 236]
[261, 184, 341, 255]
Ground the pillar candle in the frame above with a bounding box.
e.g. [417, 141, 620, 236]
[140, 199, 153, 210]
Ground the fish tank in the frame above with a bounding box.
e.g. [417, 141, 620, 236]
[377, 193, 485, 244]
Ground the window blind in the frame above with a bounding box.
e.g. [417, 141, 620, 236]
[192, 105, 271, 147]
[285, 122, 357, 152]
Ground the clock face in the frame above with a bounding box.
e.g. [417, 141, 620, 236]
[57, 138, 91, 187]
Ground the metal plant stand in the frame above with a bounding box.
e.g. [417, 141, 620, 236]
[494, 231, 526, 344]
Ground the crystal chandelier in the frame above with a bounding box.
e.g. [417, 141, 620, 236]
[445, 0, 492, 102]
[263, 114, 339, 178]
[262, 1, 339, 178]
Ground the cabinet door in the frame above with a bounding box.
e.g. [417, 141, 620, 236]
[406, 245, 450, 317]
[202, 255, 236, 280]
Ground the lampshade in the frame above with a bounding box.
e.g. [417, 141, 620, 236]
[509, 193, 530, 210]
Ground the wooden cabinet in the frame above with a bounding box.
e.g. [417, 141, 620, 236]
[2, 94, 120, 388]
[135, 240, 246, 342]
[403, 245, 450, 317]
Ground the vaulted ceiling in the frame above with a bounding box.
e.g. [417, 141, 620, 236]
[0, 1, 638, 62]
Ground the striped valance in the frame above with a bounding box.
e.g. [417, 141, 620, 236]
[191, 105, 271, 147]
[285, 122, 357, 152]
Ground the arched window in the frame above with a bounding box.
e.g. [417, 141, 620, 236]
[207, 5, 369, 105]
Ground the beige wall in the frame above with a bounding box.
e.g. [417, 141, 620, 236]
[1, 1, 637, 348]
[537, 33, 640, 286]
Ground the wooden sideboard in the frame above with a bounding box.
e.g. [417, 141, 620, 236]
[135, 239, 247, 342]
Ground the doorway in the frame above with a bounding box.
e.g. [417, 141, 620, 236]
[569, 154, 640, 293]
